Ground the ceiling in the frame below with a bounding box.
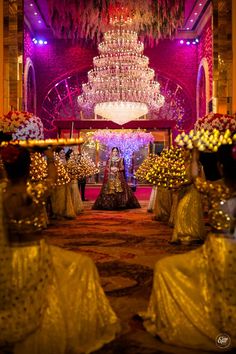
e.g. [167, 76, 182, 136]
[24, 0, 211, 42]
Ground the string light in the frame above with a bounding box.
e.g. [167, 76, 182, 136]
[146, 147, 188, 189]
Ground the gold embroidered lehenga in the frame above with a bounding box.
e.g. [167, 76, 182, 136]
[170, 163, 206, 243]
[152, 187, 172, 222]
[93, 156, 140, 210]
[0, 181, 120, 354]
[50, 153, 76, 219]
[142, 178, 236, 350]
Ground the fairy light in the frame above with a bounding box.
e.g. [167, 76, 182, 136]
[135, 154, 159, 182]
[146, 147, 187, 188]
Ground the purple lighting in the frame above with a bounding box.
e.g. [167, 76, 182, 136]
[38, 20, 42, 23]
[30, 3, 33, 6]
[178, 37, 200, 47]
[32, 38, 48, 45]
[34, 12, 38, 15]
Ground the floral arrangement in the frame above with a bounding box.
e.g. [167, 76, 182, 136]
[175, 112, 236, 152]
[93, 129, 154, 166]
[175, 129, 233, 152]
[194, 113, 236, 132]
[146, 147, 187, 189]
[0, 111, 32, 133]
[135, 154, 159, 182]
[48, 0, 184, 44]
[13, 115, 44, 140]
[0, 110, 44, 140]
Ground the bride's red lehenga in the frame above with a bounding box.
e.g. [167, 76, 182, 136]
[92, 156, 141, 210]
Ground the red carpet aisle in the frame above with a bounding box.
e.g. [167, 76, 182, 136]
[45, 186, 211, 354]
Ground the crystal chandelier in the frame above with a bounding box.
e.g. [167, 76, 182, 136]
[78, 18, 165, 125]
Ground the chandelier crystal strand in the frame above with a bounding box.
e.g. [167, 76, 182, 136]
[78, 21, 165, 125]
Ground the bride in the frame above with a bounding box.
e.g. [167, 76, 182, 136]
[92, 147, 140, 210]
[0, 144, 120, 354]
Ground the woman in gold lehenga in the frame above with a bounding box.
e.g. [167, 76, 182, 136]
[170, 150, 206, 244]
[93, 147, 140, 210]
[142, 144, 236, 350]
[0, 145, 120, 354]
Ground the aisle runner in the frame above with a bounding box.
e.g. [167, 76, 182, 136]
[45, 199, 203, 354]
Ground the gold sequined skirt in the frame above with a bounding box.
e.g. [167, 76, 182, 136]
[142, 233, 236, 350]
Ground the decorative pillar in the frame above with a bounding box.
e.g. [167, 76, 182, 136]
[0, 0, 3, 115]
[232, 0, 236, 115]
[3, 0, 23, 113]
[212, 0, 232, 114]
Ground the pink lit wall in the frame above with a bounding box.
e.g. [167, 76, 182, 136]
[145, 39, 198, 127]
[196, 19, 213, 118]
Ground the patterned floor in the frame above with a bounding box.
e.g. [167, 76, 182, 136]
[44, 190, 211, 354]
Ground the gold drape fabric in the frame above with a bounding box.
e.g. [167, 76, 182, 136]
[142, 234, 236, 350]
[13, 246, 120, 354]
[153, 187, 172, 222]
[0, 183, 120, 353]
[147, 186, 158, 212]
[50, 184, 76, 219]
[171, 184, 206, 243]
[69, 180, 84, 214]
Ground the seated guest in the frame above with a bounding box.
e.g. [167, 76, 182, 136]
[0, 144, 120, 354]
[141, 144, 236, 350]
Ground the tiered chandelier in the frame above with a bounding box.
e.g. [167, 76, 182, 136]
[78, 16, 165, 125]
